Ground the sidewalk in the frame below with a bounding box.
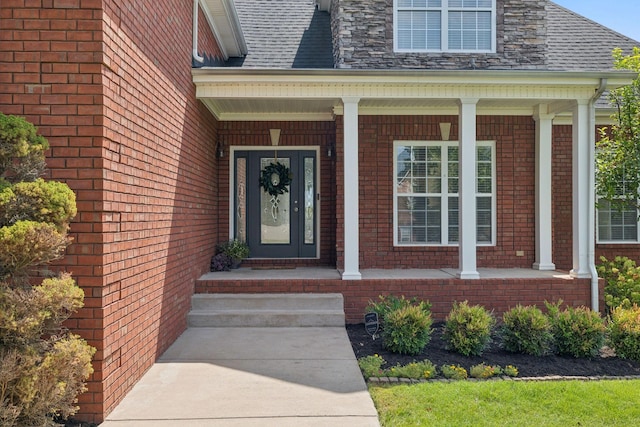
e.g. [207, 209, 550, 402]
[100, 327, 380, 426]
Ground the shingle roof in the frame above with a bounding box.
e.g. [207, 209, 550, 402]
[547, 2, 639, 71]
[225, 1, 639, 72]
[226, 0, 334, 68]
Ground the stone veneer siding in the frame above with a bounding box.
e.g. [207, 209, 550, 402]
[331, 0, 548, 70]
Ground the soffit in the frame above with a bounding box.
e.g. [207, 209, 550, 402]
[193, 69, 635, 121]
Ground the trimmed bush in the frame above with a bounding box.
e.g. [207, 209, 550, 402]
[500, 304, 553, 356]
[443, 301, 495, 356]
[0, 113, 48, 182]
[0, 114, 94, 427]
[597, 256, 640, 312]
[608, 304, 640, 362]
[0, 221, 69, 281]
[367, 294, 432, 326]
[382, 304, 433, 355]
[0, 179, 77, 229]
[546, 301, 606, 358]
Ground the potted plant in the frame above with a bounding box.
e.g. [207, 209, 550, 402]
[216, 239, 249, 269]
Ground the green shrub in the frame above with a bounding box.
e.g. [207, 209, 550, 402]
[441, 364, 468, 380]
[470, 363, 502, 379]
[382, 304, 433, 355]
[608, 304, 640, 362]
[0, 274, 95, 426]
[503, 365, 519, 377]
[546, 301, 606, 358]
[216, 239, 249, 260]
[358, 354, 385, 378]
[386, 360, 437, 379]
[597, 256, 640, 312]
[0, 221, 69, 281]
[500, 304, 553, 356]
[0, 273, 84, 344]
[0, 115, 94, 427]
[0, 335, 95, 427]
[0, 112, 48, 182]
[0, 179, 76, 229]
[443, 301, 495, 356]
[367, 294, 432, 326]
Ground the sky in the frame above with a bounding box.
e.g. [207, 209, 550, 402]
[553, 0, 640, 42]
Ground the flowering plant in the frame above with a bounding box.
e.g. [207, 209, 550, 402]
[210, 253, 233, 272]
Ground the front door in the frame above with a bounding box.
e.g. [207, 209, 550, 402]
[234, 149, 317, 258]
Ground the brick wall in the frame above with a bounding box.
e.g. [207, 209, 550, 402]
[336, 115, 537, 270]
[553, 125, 640, 267]
[331, 0, 547, 70]
[552, 125, 574, 270]
[1, 0, 222, 422]
[196, 276, 600, 323]
[0, 0, 106, 420]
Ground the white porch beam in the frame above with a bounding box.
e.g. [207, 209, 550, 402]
[533, 104, 556, 270]
[458, 98, 480, 279]
[571, 100, 591, 278]
[342, 97, 361, 280]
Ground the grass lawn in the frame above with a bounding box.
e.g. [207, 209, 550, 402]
[370, 379, 640, 426]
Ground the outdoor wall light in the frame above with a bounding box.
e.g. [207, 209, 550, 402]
[216, 139, 225, 158]
[327, 141, 335, 157]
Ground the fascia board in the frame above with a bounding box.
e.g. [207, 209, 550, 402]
[192, 68, 636, 89]
[202, 0, 248, 59]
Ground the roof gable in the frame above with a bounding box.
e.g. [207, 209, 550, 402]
[226, 0, 333, 68]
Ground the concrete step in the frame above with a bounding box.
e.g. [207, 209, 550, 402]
[188, 293, 345, 327]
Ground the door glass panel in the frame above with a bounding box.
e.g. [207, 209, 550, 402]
[304, 157, 314, 245]
[236, 157, 247, 241]
[260, 157, 290, 244]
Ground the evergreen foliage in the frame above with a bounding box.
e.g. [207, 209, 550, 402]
[0, 113, 95, 426]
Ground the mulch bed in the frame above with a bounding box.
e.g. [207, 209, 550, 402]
[347, 322, 640, 378]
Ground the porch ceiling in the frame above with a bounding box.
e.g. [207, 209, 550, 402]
[193, 68, 635, 121]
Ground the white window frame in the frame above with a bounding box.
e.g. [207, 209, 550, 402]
[596, 167, 640, 243]
[393, 0, 496, 53]
[393, 140, 496, 247]
[596, 198, 640, 243]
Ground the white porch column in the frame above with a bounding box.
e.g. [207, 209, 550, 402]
[571, 100, 591, 278]
[533, 105, 556, 270]
[342, 97, 361, 280]
[458, 98, 480, 279]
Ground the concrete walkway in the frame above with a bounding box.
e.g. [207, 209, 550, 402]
[100, 327, 380, 426]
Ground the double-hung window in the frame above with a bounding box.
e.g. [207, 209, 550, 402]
[394, 141, 495, 246]
[394, 0, 496, 52]
[597, 176, 640, 243]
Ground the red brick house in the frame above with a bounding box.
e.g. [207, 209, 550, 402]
[1, 0, 639, 423]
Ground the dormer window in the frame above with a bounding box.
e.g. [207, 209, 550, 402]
[394, 0, 496, 53]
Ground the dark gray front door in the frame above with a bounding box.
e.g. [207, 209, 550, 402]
[234, 150, 317, 258]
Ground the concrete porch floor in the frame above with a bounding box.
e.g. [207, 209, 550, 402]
[199, 267, 573, 281]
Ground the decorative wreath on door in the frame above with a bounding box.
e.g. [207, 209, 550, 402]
[259, 162, 292, 196]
